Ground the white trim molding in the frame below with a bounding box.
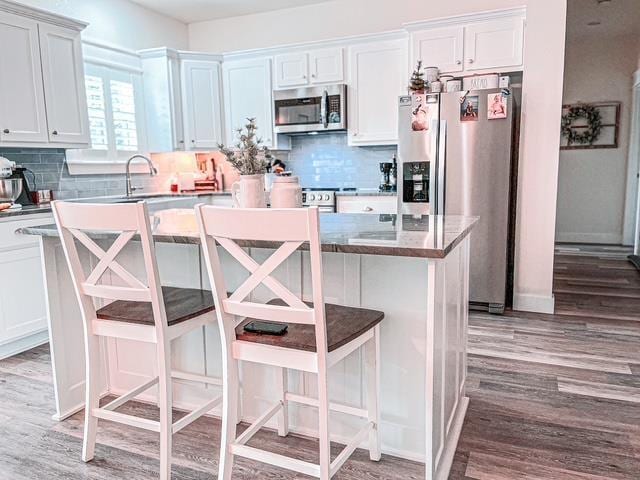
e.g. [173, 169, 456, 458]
[0, 0, 87, 30]
[556, 231, 623, 245]
[222, 29, 408, 62]
[513, 293, 555, 314]
[138, 47, 223, 63]
[622, 68, 640, 246]
[403, 6, 526, 31]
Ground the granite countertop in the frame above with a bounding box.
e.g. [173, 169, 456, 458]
[0, 204, 53, 219]
[20, 208, 477, 259]
[336, 189, 397, 197]
[0, 191, 231, 219]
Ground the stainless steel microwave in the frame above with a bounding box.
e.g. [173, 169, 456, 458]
[273, 84, 347, 134]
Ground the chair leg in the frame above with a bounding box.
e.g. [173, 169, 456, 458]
[236, 362, 243, 426]
[157, 343, 173, 480]
[82, 334, 101, 462]
[365, 325, 382, 461]
[317, 366, 331, 480]
[276, 367, 289, 437]
[219, 356, 239, 480]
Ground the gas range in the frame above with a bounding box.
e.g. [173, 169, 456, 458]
[301, 188, 339, 212]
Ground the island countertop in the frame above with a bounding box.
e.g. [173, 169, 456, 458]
[20, 209, 477, 259]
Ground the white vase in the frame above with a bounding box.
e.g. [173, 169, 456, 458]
[270, 176, 302, 208]
[231, 174, 267, 208]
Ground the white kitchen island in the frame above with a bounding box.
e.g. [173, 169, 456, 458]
[22, 201, 476, 480]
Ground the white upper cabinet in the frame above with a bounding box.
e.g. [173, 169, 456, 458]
[274, 52, 308, 88]
[141, 49, 224, 152]
[140, 49, 184, 152]
[412, 26, 463, 74]
[38, 23, 90, 145]
[223, 58, 275, 148]
[308, 48, 344, 84]
[409, 9, 525, 75]
[0, 6, 88, 147]
[0, 12, 48, 143]
[464, 17, 524, 71]
[181, 59, 223, 150]
[274, 47, 344, 89]
[348, 38, 407, 146]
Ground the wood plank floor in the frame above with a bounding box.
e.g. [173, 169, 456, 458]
[1, 252, 640, 479]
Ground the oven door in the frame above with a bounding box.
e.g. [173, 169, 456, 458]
[274, 84, 347, 134]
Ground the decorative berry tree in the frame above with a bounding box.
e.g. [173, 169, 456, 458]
[218, 118, 273, 175]
[408, 60, 426, 94]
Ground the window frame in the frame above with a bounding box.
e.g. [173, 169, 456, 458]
[67, 61, 148, 173]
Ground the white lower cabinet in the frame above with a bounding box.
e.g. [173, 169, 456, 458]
[0, 215, 52, 360]
[336, 195, 397, 214]
[348, 39, 408, 146]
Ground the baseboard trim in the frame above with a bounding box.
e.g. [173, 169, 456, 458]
[555, 232, 623, 244]
[0, 329, 48, 361]
[513, 293, 555, 314]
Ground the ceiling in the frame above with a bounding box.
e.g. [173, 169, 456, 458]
[129, 0, 335, 24]
[566, 0, 640, 39]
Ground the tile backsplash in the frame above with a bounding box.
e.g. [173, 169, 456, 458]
[0, 135, 396, 200]
[286, 133, 397, 190]
[0, 148, 169, 200]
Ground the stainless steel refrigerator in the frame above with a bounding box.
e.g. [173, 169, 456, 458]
[397, 88, 519, 313]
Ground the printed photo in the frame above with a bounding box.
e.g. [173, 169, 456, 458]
[460, 96, 479, 122]
[411, 94, 429, 131]
[488, 93, 508, 120]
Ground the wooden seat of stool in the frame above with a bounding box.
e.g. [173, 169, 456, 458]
[236, 299, 384, 352]
[96, 286, 215, 326]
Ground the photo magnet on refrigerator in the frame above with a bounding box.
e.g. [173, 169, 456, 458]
[487, 93, 508, 120]
[460, 95, 479, 122]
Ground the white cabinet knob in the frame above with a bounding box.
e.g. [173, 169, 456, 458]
[468, 59, 474, 64]
[363, 206, 373, 212]
[456, 60, 462, 65]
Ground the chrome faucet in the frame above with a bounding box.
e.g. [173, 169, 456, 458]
[125, 154, 157, 197]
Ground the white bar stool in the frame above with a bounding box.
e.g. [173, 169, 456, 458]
[195, 205, 383, 479]
[53, 200, 222, 480]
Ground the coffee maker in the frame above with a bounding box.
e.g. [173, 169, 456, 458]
[379, 162, 393, 192]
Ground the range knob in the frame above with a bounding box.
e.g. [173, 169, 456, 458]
[309, 194, 315, 201]
[324, 194, 330, 201]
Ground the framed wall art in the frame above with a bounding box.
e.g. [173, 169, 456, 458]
[560, 101, 620, 150]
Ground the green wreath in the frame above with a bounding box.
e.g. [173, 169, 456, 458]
[561, 104, 602, 145]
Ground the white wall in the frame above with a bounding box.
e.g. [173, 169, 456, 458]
[19, 0, 188, 50]
[556, 34, 640, 245]
[189, 0, 526, 53]
[189, 0, 567, 314]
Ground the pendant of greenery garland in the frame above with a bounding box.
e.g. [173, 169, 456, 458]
[561, 104, 603, 145]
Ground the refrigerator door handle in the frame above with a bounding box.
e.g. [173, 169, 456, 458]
[437, 120, 447, 214]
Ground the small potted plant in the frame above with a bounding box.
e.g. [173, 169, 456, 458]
[218, 118, 273, 208]
[408, 60, 426, 94]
